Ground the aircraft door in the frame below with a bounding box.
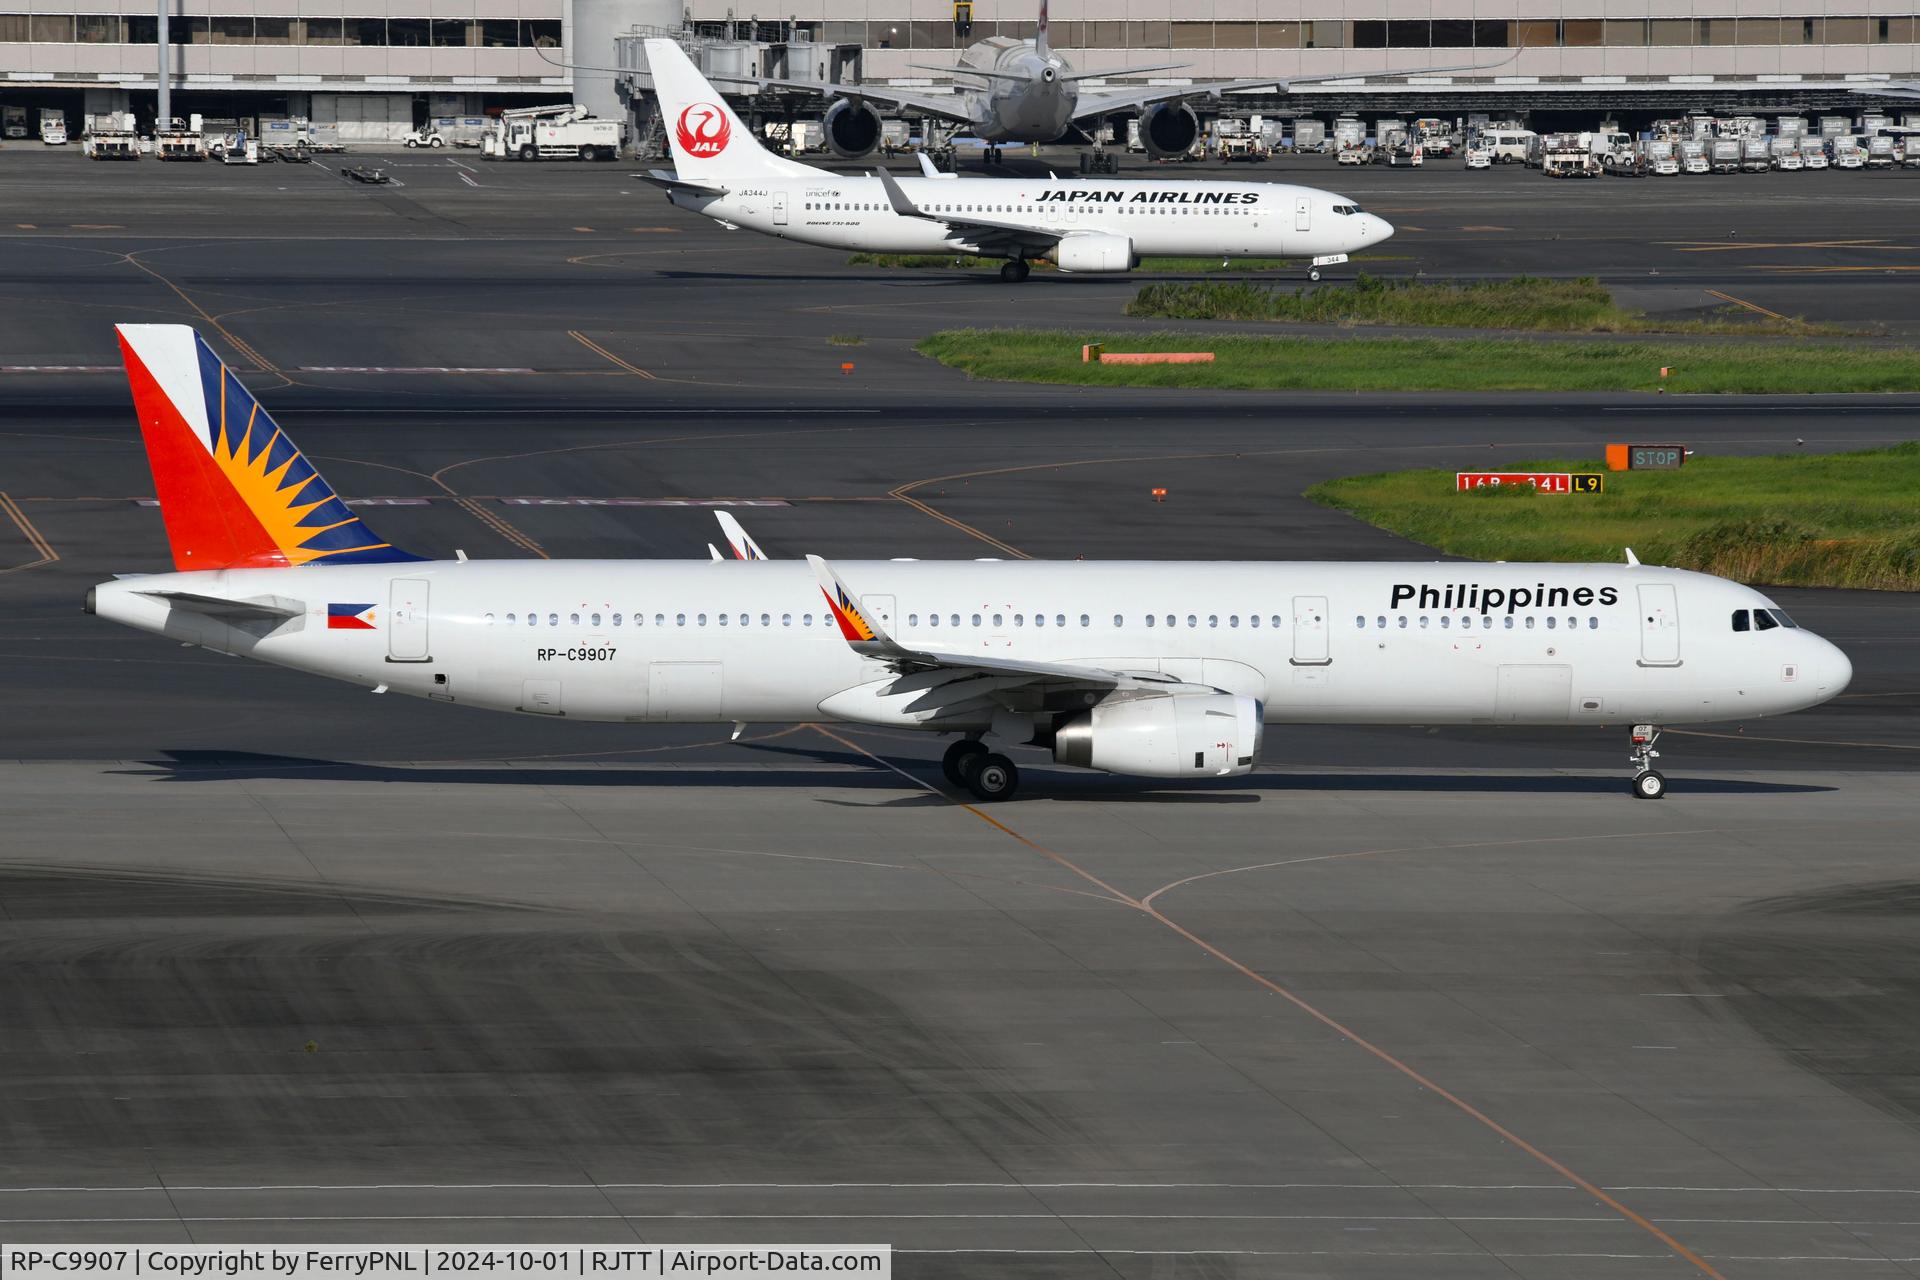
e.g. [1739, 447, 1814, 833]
[1637, 584, 1682, 665]
[773, 192, 788, 225]
[1295, 197, 1311, 232]
[387, 578, 430, 662]
[1290, 595, 1330, 665]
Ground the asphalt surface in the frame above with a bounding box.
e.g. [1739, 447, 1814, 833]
[1, 145, 1918, 1277]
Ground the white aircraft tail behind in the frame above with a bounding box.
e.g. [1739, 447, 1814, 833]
[644, 38, 818, 182]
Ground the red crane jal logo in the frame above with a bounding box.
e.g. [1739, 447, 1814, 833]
[676, 103, 731, 157]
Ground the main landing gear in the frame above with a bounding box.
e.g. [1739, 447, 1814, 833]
[1629, 724, 1666, 799]
[942, 737, 1021, 802]
[1000, 258, 1031, 283]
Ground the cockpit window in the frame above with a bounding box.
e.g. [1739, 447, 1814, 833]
[1770, 608, 1798, 628]
[1731, 609, 1750, 632]
[1331, 204, 1364, 215]
[1753, 609, 1779, 631]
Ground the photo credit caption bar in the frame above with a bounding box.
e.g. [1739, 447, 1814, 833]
[2, 1249, 889, 1280]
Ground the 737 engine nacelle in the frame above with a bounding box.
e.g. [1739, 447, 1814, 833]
[1047, 233, 1137, 273]
[1053, 693, 1263, 779]
[822, 99, 883, 158]
[1138, 102, 1201, 159]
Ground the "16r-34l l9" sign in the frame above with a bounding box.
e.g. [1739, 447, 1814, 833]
[1456, 471, 1604, 494]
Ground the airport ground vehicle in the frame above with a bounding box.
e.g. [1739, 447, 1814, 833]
[97, 324, 1853, 803]
[640, 39, 1391, 284]
[1680, 141, 1710, 173]
[1480, 129, 1535, 163]
[1741, 138, 1771, 171]
[1800, 136, 1829, 168]
[1829, 136, 1865, 168]
[483, 104, 622, 160]
[1336, 146, 1368, 165]
[1709, 138, 1742, 172]
[1465, 147, 1492, 169]
[1, 105, 25, 138]
[403, 129, 446, 148]
[1588, 129, 1634, 165]
[1771, 138, 1803, 170]
[1541, 134, 1598, 176]
[39, 109, 66, 145]
[1866, 134, 1897, 167]
[156, 120, 205, 161]
[1642, 139, 1679, 174]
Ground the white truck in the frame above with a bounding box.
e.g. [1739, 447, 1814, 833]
[1641, 138, 1679, 175]
[483, 104, 623, 161]
[1769, 136, 1802, 171]
[1708, 138, 1742, 173]
[39, 108, 67, 145]
[1588, 129, 1634, 166]
[1679, 140, 1710, 174]
[2, 105, 27, 139]
[1740, 137, 1771, 172]
[1799, 135, 1829, 169]
[1865, 134, 1896, 168]
[1828, 136, 1865, 169]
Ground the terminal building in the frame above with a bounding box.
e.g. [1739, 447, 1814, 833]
[1, 0, 1915, 138]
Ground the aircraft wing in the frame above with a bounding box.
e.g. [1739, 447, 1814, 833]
[715, 75, 976, 125]
[1071, 78, 1289, 122]
[872, 167, 1063, 255]
[1070, 56, 1519, 124]
[809, 554, 1193, 694]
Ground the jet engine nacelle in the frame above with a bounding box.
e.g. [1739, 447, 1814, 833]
[1048, 232, 1137, 273]
[822, 99, 883, 158]
[1053, 693, 1263, 778]
[1138, 102, 1201, 159]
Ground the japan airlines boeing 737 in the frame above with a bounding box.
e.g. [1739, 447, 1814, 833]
[90, 324, 1851, 801]
[641, 38, 1392, 282]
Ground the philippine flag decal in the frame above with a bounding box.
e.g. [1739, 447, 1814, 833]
[327, 602, 377, 630]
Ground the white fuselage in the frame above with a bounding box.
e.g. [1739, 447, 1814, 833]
[92, 560, 1850, 731]
[669, 175, 1393, 263]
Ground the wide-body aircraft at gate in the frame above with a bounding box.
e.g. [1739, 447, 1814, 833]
[640, 38, 1393, 281]
[91, 325, 1850, 801]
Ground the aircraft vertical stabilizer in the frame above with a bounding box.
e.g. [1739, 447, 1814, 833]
[643, 39, 819, 182]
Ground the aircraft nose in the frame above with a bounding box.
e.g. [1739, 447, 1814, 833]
[1368, 217, 1396, 246]
[1813, 636, 1853, 697]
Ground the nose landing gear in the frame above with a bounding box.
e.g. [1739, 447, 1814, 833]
[1629, 725, 1666, 799]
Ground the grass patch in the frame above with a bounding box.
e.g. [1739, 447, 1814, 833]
[1127, 274, 1845, 335]
[848, 252, 1403, 272]
[827, 333, 865, 346]
[916, 329, 1920, 394]
[1306, 442, 1920, 590]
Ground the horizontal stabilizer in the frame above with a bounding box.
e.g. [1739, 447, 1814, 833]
[137, 589, 303, 622]
[637, 168, 727, 196]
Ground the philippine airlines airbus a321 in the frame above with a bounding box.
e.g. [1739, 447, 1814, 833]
[90, 325, 1850, 801]
[639, 38, 1393, 282]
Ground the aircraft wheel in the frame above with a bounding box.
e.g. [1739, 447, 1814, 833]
[942, 739, 987, 787]
[967, 753, 1020, 802]
[1632, 769, 1667, 800]
[1308, 268, 1322, 282]
[1001, 259, 1030, 283]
